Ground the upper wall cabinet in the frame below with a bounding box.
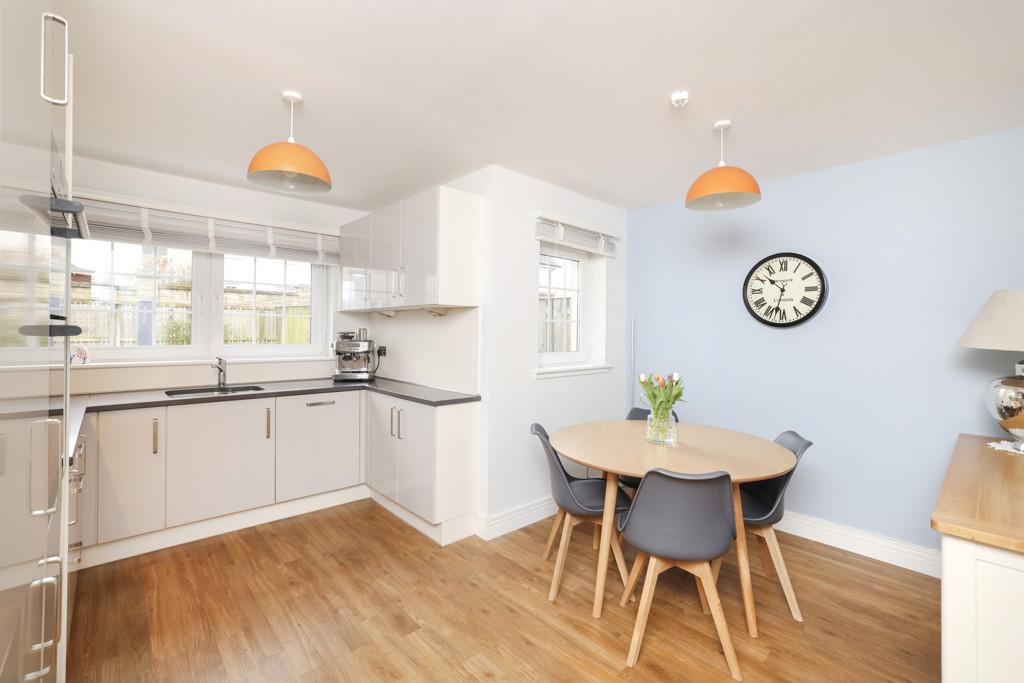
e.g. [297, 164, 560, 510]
[339, 186, 481, 312]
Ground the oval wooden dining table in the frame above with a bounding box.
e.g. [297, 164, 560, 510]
[549, 420, 796, 637]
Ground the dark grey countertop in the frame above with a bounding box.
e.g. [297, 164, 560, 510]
[83, 376, 480, 412]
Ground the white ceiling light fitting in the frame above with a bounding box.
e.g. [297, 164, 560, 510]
[669, 90, 689, 108]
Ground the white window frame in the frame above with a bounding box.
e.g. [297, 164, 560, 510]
[210, 256, 333, 360]
[537, 243, 590, 368]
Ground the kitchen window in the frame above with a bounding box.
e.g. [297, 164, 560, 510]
[70, 240, 195, 350]
[538, 245, 586, 365]
[217, 254, 327, 357]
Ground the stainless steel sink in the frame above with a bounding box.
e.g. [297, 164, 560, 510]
[165, 385, 265, 397]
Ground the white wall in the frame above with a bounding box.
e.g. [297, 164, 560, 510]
[627, 128, 1024, 549]
[449, 165, 629, 521]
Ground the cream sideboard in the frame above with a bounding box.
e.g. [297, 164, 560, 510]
[931, 434, 1024, 683]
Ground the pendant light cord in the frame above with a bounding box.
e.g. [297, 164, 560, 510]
[288, 101, 295, 143]
[718, 127, 726, 167]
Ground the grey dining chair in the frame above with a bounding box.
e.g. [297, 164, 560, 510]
[531, 423, 632, 601]
[617, 468, 741, 679]
[621, 407, 680, 490]
[739, 430, 812, 622]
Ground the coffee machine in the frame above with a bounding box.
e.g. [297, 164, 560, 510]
[333, 329, 383, 381]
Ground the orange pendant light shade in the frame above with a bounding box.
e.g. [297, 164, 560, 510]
[685, 164, 760, 210]
[247, 91, 331, 193]
[247, 141, 331, 192]
[685, 120, 760, 211]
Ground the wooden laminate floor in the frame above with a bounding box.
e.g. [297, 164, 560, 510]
[69, 500, 940, 682]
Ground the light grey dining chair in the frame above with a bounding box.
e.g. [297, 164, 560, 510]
[532, 423, 632, 601]
[621, 407, 680, 490]
[739, 430, 812, 622]
[618, 468, 741, 680]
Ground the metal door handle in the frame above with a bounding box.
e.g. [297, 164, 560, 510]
[152, 418, 159, 454]
[28, 574, 58, 653]
[397, 409, 404, 440]
[28, 418, 60, 517]
[306, 400, 335, 407]
[266, 407, 271, 439]
[390, 406, 396, 437]
[40, 13, 69, 105]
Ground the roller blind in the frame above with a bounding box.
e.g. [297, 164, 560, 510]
[534, 212, 617, 258]
[79, 196, 341, 265]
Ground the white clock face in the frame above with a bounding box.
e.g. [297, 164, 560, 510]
[744, 253, 826, 327]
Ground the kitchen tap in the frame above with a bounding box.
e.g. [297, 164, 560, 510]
[212, 356, 227, 389]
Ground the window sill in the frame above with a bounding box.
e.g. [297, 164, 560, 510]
[533, 363, 613, 380]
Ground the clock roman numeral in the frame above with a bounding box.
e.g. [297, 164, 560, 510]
[801, 296, 815, 307]
[793, 262, 801, 273]
[753, 297, 766, 310]
[793, 306, 804, 318]
[765, 264, 776, 275]
[805, 285, 819, 291]
[779, 259, 788, 271]
[801, 272, 814, 280]
[750, 287, 763, 295]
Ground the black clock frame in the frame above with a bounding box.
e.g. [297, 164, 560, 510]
[742, 251, 828, 328]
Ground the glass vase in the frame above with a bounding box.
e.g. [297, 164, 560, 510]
[645, 412, 677, 446]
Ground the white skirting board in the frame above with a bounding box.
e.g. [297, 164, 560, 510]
[476, 497, 942, 578]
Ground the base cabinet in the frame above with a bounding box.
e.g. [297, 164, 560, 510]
[275, 392, 361, 502]
[166, 399, 275, 527]
[97, 407, 166, 543]
[367, 395, 475, 524]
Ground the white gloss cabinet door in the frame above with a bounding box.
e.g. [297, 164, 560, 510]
[96, 407, 166, 543]
[166, 399, 275, 527]
[275, 392, 361, 502]
[399, 188, 439, 307]
[339, 215, 372, 311]
[394, 399, 437, 522]
[366, 392, 397, 500]
[370, 203, 401, 308]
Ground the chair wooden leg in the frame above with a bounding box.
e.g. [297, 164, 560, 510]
[695, 557, 724, 615]
[693, 561, 743, 681]
[542, 509, 566, 560]
[548, 513, 574, 602]
[626, 557, 663, 666]
[593, 521, 600, 549]
[755, 533, 774, 577]
[619, 552, 648, 607]
[759, 525, 803, 622]
[610, 533, 630, 589]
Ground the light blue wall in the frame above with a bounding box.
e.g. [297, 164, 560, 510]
[627, 129, 1024, 548]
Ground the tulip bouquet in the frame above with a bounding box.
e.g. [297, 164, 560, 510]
[638, 372, 685, 445]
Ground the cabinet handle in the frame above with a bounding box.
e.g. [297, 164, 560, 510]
[152, 418, 159, 454]
[40, 12, 69, 105]
[305, 400, 335, 407]
[27, 418, 60, 517]
[28, 574, 58, 654]
[399, 265, 408, 298]
[266, 407, 271, 439]
[397, 408, 405, 440]
[390, 406, 396, 437]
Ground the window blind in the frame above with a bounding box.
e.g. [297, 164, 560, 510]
[79, 196, 341, 265]
[534, 212, 617, 258]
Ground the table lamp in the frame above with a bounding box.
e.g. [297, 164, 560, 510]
[958, 289, 1024, 452]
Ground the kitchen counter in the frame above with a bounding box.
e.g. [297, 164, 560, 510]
[83, 376, 480, 412]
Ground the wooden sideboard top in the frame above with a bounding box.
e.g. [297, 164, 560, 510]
[931, 433, 1024, 554]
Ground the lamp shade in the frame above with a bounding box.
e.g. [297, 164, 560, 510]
[247, 141, 331, 192]
[685, 165, 761, 211]
[958, 289, 1024, 352]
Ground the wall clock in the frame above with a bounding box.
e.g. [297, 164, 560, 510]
[743, 252, 827, 327]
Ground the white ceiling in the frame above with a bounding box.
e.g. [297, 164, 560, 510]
[14, 0, 1024, 210]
